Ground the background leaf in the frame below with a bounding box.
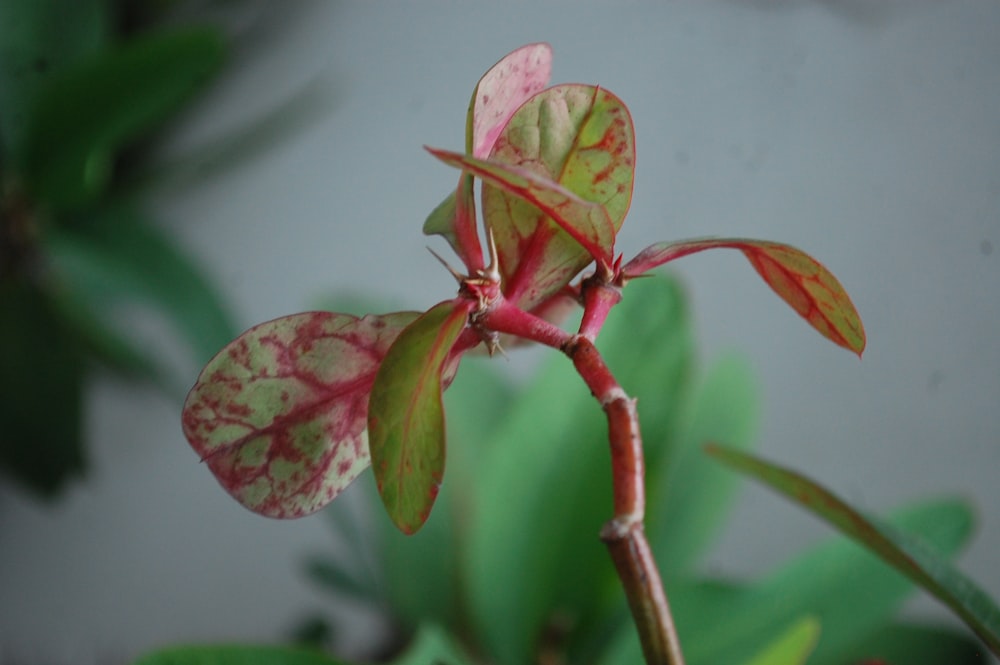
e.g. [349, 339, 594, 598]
[837, 622, 989, 665]
[182, 311, 418, 518]
[707, 445, 1000, 656]
[389, 624, 476, 665]
[601, 497, 974, 665]
[741, 617, 821, 665]
[647, 351, 759, 581]
[132, 644, 346, 665]
[44, 203, 236, 374]
[481, 84, 635, 310]
[368, 301, 470, 534]
[0, 0, 110, 153]
[15, 25, 225, 208]
[0, 279, 85, 495]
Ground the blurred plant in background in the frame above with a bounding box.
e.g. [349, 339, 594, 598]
[0, 0, 238, 495]
[294, 274, 992, 665]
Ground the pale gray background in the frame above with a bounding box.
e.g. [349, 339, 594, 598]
[2, 1, 999, 662]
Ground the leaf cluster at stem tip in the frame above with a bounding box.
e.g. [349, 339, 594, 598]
[181, 42, 866, 534]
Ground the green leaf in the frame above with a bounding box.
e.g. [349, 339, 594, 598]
[45, 278, 165, 385]
[390, 624, 476, 665]
[132, 644, 346, 665]
[15, 25, 225, 208]
[706, 445, 1000, 657]
[368, 300, 470, 534]
[302, 556, 379, 605]
[741, 617, 821, 665]
[182, 311, 418, 518]
[648, 352, 759, 581]
[480, 84, 635, 310]
[465, 274, 694, 665]
[0, 279, 86, 495]
[623, 239, 866, 355]
[836, 622, 989, 665]
[602, 498, 973, 665]
[0, 0, 110, 153]
[378, 356, 515, 631]
[44, 204, 236, 369]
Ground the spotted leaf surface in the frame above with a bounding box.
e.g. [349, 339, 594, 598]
[482, 84, 635, 310]
[182, 310, 419, 518]
[369, 300, 471, 535]
[623, 238, 865, 355]
[470, 42, 552, 158]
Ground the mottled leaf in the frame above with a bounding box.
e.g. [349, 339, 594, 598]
[15, 26, 224, 208]
[469, 42, 553, 158]
[623, 238, 865, 355]
[481, 84, 635, 310]
[427, 146, 615, 267]
[742, 617, 821, 665]
[182, 311, 418, 518]
[368, 300, 470, 534]
[706, 445, 1000, 657]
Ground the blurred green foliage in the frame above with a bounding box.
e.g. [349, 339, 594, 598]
[0, 0, 235, 496]
[283, 274, 991, 665]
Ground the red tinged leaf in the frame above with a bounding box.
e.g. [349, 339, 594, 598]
[181, 311, 419, 518]
[469, 42, 553, 158]
[426, 146, 615, 267]
[481, 84, 635, 310]
[423, 43, 553, 272]
[623, 238, 866, 355]
[368, 300, 471, 534]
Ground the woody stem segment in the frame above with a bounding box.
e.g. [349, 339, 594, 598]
[565, 335, 685, 665]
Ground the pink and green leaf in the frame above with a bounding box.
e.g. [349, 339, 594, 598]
[423, 43, 553, 273]
[368, 300, 471, 535]
[468, 42, 553, 158]
[481, 84, 635, 310]
[706, 444, 1000, 658]
[426, 146, 615, 268]
[181, 311, 418, 518]
[623, 238, 865, 355]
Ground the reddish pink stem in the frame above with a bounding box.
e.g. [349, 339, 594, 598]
[481, 277, 686, 665]
[565, 334, 685, 665]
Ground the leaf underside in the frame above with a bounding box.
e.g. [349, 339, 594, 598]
[182, 311, 418, 518]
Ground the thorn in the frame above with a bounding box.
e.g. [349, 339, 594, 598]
[481, 225, 501, 283]
[427, 246, 465, 283]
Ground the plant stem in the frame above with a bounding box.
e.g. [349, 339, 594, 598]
[565, 335, 686, 665]
[479, 282, 686, 664]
